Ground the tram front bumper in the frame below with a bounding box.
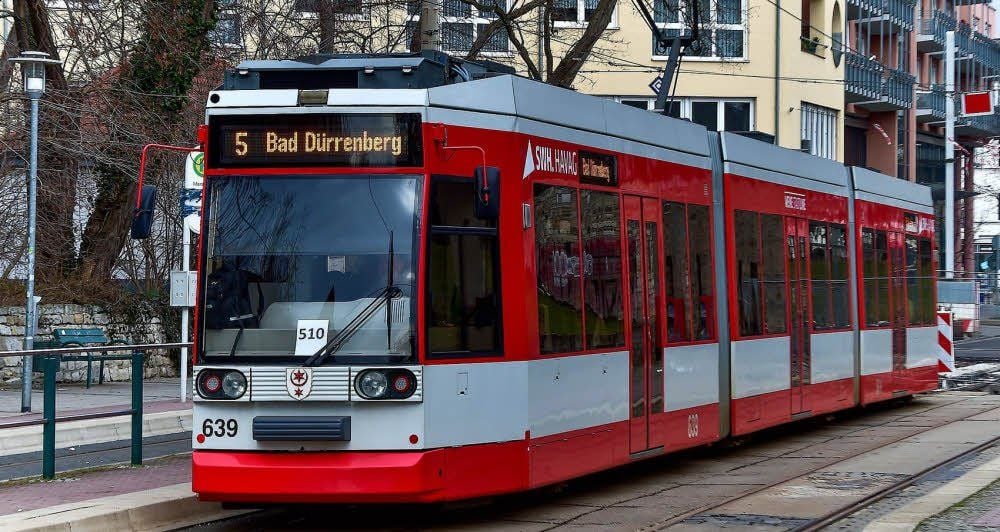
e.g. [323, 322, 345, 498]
[192, 449, 446, 504]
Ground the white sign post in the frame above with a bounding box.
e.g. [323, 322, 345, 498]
[179, 151, 203, 402]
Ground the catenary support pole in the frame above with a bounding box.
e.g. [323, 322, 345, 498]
[21, 96, 40, 413]
[945, 30, 955, 279]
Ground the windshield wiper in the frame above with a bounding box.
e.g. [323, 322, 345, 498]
[301, 286, 402, 367]
[227, 314, 255, 357]
[385, 231, 394, 352]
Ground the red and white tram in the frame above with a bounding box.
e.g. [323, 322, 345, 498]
[144, 53, 936, 504]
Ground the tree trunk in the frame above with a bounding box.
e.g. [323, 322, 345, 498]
[318, 0, 338, 53]
[547, 0, 616, 88]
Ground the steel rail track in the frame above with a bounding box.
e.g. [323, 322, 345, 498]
[792, 434, 1000, 531]
[643, 395, 1000, 531]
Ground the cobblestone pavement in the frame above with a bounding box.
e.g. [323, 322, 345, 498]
[916, 476, 1000, 531]
[821, 442, 1000, 530]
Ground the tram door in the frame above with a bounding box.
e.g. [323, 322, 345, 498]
[888, 232, 907, 377]
[625, 196, 663, 454]
[786, 218, 811, 414]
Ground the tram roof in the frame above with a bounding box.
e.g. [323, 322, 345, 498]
[719, 132, 849, 196]
[850, 166, 934, 214]
[426, 75, 711, 160]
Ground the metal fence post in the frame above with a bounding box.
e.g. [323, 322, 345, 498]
[42, 355, 56, 480]
[131, 349, 143, 466]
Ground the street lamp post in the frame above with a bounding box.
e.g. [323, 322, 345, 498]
[9, 51, 60, 413]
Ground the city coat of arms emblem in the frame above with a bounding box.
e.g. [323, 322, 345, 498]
[286, 368, 313, 400]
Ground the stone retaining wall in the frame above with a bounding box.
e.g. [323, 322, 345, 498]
[0, 305, 175, 384]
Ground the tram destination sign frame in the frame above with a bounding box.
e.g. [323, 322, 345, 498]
[208, 113, 423, 168]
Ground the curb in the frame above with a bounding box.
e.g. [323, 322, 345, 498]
[0, 483, 251, 532]
[0, 410, 192, 457]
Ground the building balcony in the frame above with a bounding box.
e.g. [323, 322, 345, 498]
[955, 0, 989, 6]
[882, 68, 915, 107]
[846, 0, 882, 20]
[916, 10, 955, 52]
[956, 112, 1000, 137]
[853, 0, 915, 32]
[846, 51, 884, 102]
[966, 32, 1000, 70]
[916, 85, 946, 123]
[884, 0, 915, 30]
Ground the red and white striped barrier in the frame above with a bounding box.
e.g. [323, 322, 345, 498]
[937, 311, 955, 373]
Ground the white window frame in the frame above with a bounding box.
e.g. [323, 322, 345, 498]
[651, 0, 748, 62]
[212, 6, 244, 47]
[552, 0, 619, 30]
[612, 96, 755, 131]
[293, 0, 367, 22]
[800, 102, 838, 160]
[45, 0, 102, 10]
[405, 5, 513, 56]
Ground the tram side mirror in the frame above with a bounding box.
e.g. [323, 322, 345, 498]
[473, 166, 500, 220]
[130, 185, 157, 240]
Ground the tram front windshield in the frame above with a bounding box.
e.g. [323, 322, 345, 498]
[199, 174, 419, 364]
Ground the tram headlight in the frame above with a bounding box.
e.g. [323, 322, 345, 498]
[356, 370, 389, 399]
[197, 369, 246, 400]
[355, 369, 417, 400]
[221, 371, 247, 399]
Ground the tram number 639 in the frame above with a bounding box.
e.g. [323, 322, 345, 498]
[202, 418, 238, 438]
[686, 414, 699, 438]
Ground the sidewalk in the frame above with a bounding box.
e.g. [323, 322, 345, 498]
[0, 379, 220, 530]
[0, 455, 247, 532]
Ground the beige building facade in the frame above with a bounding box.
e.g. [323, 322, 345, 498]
[569, 0, 847, 161]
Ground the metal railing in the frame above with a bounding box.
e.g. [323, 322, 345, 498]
[846, 51, 885, 100]
[0, 342, 191, 480]
[883, 0, 915, 30]
[916, 84, 946, 119]
[883, 68, 916, 107]
[918, 10, 956, 47]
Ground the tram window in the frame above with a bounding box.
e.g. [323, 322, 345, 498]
[663, 201, 689, 341]
[582, 191, 625, 348]
[427, 178, 500, 356]
[862, 229, 890, 327]
[430, 181, 491, 228]
[810, 222, 833, 330]
[918, 238, 934, 324]
[535, 185, 583, 353]
[688, 205, 714, 340]
[735, 210, 762, 337]
[761, 214, 786, 334]
[905, 236, 919, 325]
[829, 224, 850, 328]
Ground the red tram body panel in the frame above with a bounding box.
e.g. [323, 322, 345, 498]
[184, 57, 938, 504]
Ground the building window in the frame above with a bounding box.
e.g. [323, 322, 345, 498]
[800, 102, 837, 160]
[427, 178, 501, 356]
[295, 0, 364, 16]
[613, 97, 753, 131]
[211, 11, 243, 45]
[897, 110, 909, 180]
[652, 0, 746, 59]
[405, 0, 510, 53]
[553, 0, 617, 26]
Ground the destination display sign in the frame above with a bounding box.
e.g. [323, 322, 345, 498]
[208, 113, 423, 168]
[578, 150, 618, 186]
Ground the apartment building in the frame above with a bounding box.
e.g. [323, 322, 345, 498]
[554, 0, 848, 161]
